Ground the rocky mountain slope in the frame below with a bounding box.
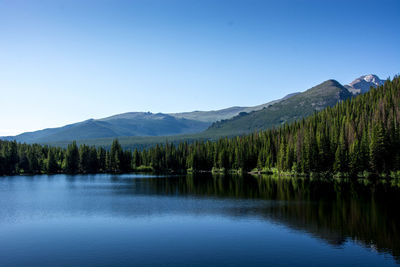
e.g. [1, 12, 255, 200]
[345, 74, 385, 95]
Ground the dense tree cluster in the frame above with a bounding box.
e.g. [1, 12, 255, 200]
[0, 140, 131, 175]
[0, 76, 399, 176]
[181, 76, 400, 176]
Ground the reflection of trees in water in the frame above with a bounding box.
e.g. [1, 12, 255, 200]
[128, 174, 400, 262]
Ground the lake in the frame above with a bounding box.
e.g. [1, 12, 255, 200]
[0, 174, 399, 266]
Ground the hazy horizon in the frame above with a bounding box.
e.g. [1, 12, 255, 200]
[1, 74, 389, 137]
[1, 0, 399, 136]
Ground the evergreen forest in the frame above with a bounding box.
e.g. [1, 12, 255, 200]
[1, 76, 399, 178]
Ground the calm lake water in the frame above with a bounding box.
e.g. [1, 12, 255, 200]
[0, 174, 399, 266]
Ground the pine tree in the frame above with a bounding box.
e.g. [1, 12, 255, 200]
[110, 139, 123, 172]
[46, 149, 58, 173]
[65, 141, 79, 173]
[369, 123, 386, 173]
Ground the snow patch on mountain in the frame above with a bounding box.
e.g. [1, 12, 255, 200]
[345, 74, 385, 95]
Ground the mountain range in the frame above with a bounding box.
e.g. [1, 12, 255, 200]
[2, 74, 385, 145]
[5, 113, 210, 144]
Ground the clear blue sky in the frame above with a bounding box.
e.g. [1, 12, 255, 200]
[1, 0, 399, 136]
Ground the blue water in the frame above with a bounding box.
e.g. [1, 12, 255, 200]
[0, 174, 398, 266]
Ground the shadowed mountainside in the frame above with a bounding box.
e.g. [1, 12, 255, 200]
[3, 113, 210, 143]
[205, 79, 353, 136]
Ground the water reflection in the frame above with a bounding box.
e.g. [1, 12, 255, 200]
[0, 173, 399, 265]
[105, 173, 400, 262]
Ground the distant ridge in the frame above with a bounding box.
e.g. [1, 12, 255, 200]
[169, 92, 300, 123]
[2, 114, 210, 143]
[2, 93, 299, 143]
[2, 74, 384, 144]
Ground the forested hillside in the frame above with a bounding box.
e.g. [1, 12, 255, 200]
[0, 76, 398, 177]
[205, 79, 353, 136]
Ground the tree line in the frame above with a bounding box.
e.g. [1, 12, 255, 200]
[1, 76, 399, 177]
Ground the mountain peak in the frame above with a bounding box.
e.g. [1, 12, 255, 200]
[345, 74, 384, 95]
[324, 79, 342, 86]
[361, 74, 380, 82]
